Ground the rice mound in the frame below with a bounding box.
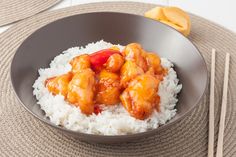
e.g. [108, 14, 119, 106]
[33, 40, 182, 135]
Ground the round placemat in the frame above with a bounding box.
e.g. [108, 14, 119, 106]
[0, 2, 236, 157]
[0, 0, 61, 26]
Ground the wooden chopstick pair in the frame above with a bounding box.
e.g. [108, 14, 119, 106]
[208, 49, 230, 157]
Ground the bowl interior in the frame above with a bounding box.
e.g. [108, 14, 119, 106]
[11, 12, 208, 143]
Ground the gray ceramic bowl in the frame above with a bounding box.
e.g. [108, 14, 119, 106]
[11, 12, 208, 144]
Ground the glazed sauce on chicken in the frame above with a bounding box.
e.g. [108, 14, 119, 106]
[45, 43, 166, 119]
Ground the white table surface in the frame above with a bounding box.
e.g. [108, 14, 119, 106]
[0, 0, 236, 33]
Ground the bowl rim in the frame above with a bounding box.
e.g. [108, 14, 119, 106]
[10, 11, 209, 140]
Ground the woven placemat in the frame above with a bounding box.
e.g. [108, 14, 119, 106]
[0, 2, 236, 157]
[0, 0, 61, 26]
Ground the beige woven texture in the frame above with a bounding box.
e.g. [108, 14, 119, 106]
[0, 0, 61, 26]
[0, 2, 236, 157]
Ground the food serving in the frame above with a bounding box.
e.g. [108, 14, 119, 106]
[33, 40, 182, 135]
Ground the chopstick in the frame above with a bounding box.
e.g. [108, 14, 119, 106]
[216, 53, 230, 157]
[208, 49, 216, 157]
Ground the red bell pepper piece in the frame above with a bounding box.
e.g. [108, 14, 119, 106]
[89, 49, 121, 71]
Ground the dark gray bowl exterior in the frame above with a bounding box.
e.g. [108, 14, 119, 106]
[11, 12, 208, 144]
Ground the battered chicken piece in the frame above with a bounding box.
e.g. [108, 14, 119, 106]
[120, 61, 144, 88]
[67, 69, 95, 115]
[96, 70, 121, 105]
[105, 53, 124, 72]
[120, 74, 160, 120]
[123, 43, 148, 72]
[146, 52, 163, 74]
[70, 54, 90, 73]
[146, 53, 167, 81]
[45, 72, 73, 97]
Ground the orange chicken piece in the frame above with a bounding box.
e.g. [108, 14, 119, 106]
[123, 43, 148, 72]
[120, 61, 144, 88]
[45, 72, 73, 97]
[120, 74, 160, 120]
[96, 70, 121, 105]
[146, 52, 163, 74]
[67, 69, 95, 115]
[146, 52, 167, 81]
[105, 53, 124, 72]
[70, 54, 90, 73]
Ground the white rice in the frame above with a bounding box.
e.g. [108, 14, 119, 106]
[33, 40, 182, 135]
